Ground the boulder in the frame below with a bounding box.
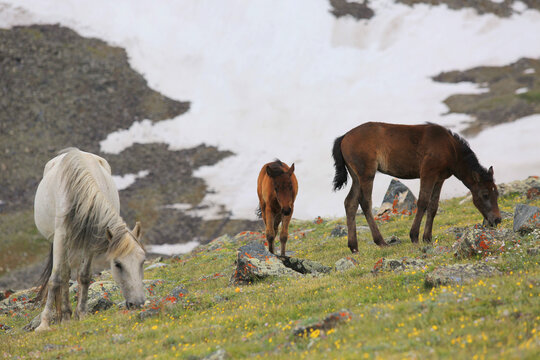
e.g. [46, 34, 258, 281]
[293, 309, 353, 337]
[372, 258, 427, 274]
[162, 285, 188, 305]
[202, 349, 228, 360]
[0, 323, 12, 332]
[0, 289, 36, 314]
[452, 226, 512, 259]
[513, 204, 540, 234]
[376, 179, 417, 217]
[425, 263, 501, 287]
[335, 256, 359, 272]
[230, 241, 299, 285]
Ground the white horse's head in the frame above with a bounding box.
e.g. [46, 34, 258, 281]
[107, 222, 146, 309]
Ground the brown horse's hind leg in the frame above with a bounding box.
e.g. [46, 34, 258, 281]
[422, 180, 444, 243]
[358, 176, 387, 247]
[410, 178, 436, 243]
[264, 206, 277, 254]
[344, 179, 361, 253]
[279, 213, 292, 257]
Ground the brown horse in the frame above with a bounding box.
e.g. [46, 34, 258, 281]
[257, 160, 298, 256]
[332, 122, 501, 252]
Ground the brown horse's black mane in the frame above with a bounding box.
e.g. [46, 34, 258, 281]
[427, 123, 493, 182]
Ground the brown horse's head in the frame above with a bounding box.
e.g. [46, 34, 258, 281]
[266, 163, 296, 216]
[470, 166, 501, 227]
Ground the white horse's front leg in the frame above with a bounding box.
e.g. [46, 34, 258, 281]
[75, 253, 93, 320]
[35, 226, 66, 332]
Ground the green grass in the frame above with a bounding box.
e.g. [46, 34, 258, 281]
[1, 193, 539, 359]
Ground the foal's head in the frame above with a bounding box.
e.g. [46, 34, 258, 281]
[470, 166, 501, 227]
[267, 162, 296, 216]
[107, 222, 146, 309]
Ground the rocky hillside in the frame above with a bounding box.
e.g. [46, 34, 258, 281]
[0, 178, 539, 359]
[0, 25, 260, 284]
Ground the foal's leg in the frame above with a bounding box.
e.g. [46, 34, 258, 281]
[279, 211, 292, 257]
[75, 253, 93, 320]
[409, 177, 436, 243]
[60, 256, 72, 321]
[36, 227, 66, 332]
[358, 176, 387, 247]
[422, 180, 444, 243]
[264, 206, 276, 254]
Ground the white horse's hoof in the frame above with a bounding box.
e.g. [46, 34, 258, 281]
[35, 324, 51, 332]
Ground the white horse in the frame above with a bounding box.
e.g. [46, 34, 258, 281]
[34, 148, 146, 331]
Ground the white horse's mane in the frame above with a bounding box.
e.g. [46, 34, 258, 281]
[59, 149, 141, 258]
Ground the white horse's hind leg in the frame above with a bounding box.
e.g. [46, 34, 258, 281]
[75, 253, 93, 320]
[35, 226, 66, 332]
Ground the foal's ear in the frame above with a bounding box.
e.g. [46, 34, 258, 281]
[132, 221, 142, 239]
[288, 163, 295, 175]
[106, 227, 113, 242]
[488, 166, 494, 176]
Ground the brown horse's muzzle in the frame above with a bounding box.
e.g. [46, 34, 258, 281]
[483, 216, 501, 227]
[282, 207, 292, 216]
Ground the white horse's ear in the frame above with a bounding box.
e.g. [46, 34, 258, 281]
[106, 227, 113, 242]
[132, 221, 142, 239]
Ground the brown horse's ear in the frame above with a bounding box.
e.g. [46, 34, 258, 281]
[132, 221, 142, 239]
[488, 166, 494, 176]
[106, 227, 113, 242]
[288, 163, 295, 175]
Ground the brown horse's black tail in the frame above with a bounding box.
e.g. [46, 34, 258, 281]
[35, 242, 53, 303]
[332, 135, 348, 191]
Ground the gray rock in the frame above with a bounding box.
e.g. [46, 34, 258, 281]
[425, 263, 501, 287]
[498, 176, 540, 197]
[293, 309, 353, 337]
[386, 235, 402, 246]
[279, 257, 332, 275]
[139, 307, 160, 320]
[330, 225, 347, 237]
[334, 256, 359, 272]
[376, 179, 417, 217]
[372, 258, 427, 274]
[111, 334, 127, 344]
[202, 349, 228, 360]
[527, 247, 539, 255]
[23, 314, 45, 332]
[88, 296, 114, 313]
[0, 323, 12, 331]
[230, 242, 299, 285]
[513, 204, 540, 234]
[0, 289, 36, 314]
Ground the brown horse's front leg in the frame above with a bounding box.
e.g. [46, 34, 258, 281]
[264, 207, 276, 254]
[410, 178, 435, 243]
[279, 212, 292, 257]
[422, 181, 443, 243]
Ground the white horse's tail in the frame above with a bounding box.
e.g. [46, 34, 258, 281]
[35, 242, 53, 303]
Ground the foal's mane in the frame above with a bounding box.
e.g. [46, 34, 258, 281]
[267, 159, 285, 176]
[428, 123, 492, 182]
[59, 149, 141, 258]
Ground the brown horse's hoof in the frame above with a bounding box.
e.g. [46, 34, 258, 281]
[375, 241, 389, 247]
[349, 248, 359, 254]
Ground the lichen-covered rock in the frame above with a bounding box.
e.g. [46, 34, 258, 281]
[23, 314, 44, 332]
[293, 309, 353, 337]
[0, 289, 36, 314]
[335, 256, 359, 272]
[498, 176, 540, 197]
[513, 204, 540, 234]
[527, 247, 539, 255]
[372, 258, 427, 274]
[0, 323, 12, 331]
[88, 296, 114, 313]
[425, 263, 501, 287]
[376, 179, 417, 218]
[452, 226, 512, 259]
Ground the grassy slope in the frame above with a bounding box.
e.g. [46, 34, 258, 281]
[1, 193, 539, 359]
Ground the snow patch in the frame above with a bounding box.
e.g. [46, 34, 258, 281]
[146, 241, 200, 256]
[515, 87, 529, 94]
[112, 170, 149, 190]
[524, 68, 536, 74]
